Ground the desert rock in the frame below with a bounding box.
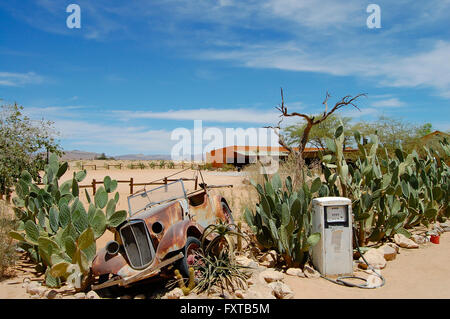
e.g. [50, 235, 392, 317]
[268, 282, 294, 299]
[394, 234, 419, 249]
[377, 244, 397, 261]
[411, 234, 429, 245]
[359, 248, 386, 270]
[259, 251, 277, 268]
[286, 268, 305, 278]
[303, 265, 321, 278]
[45, 289, 59, 299]
[259, 269, 284, 283]
[235, 255, 259, 269]
[366, 274, 384, 288]
[26, 282, 46, 297]
[74, 292, 86, 299]
[164, 288, 184, 299]
[86, 290, 101, 299]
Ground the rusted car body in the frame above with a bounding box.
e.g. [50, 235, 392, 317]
[91, 171, 232, 291]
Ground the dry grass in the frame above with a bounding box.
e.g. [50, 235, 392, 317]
[215, 185, 258, 223]
[0, 200, 17, 279]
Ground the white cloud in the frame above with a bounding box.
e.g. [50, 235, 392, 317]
[203, 41, 450, 99]
[377, 41, 450, 98]
[53, 119, 174, 153]
[114, 108, 282, 124]
[262, 0, 361, 29]
[371, 98, 405, 108]
[0, 72, 44, 86]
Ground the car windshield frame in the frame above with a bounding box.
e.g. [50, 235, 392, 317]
[127, 179, 188, 217]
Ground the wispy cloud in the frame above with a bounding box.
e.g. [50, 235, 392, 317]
[53, 119, 173, 153]
[114, 108, 282, 124]
[0, 72, 44, 86]
[203, 41, 450, 99]
[371, 98, 405, 108]
[377, 41, 450, 98]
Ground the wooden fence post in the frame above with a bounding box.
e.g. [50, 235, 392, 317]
[130, 178, 134, 194]
[92, 179, 96, 195]
[194, 175, 198, 190]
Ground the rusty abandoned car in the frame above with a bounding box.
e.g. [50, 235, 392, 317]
[90, 170, 233, 292]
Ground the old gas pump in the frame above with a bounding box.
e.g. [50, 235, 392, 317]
[311, 197, 353, 276]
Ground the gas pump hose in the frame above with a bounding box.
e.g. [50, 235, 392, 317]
[319, 227, 385, 289]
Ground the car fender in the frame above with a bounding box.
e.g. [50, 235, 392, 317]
[91, 247, 129, 277]
[211, 194, 231, 222]
[155, 220, 204, 261]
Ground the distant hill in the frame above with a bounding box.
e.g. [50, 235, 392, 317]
[60, 150, 102, 161]
[61, 150, 172, 161]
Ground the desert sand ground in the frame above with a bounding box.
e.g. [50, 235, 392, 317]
[1, 167, 449, 299]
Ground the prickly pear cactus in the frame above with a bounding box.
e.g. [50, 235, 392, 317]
[9, 154, 128, 288]
[322, 125, 449, 246]
[244, 171, 321, 267]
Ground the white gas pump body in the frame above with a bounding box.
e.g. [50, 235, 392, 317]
[311, 197, 353, 276]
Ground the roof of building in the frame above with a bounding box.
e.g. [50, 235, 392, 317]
[420, 131, 450, 141]
[207, 145, 358, 155]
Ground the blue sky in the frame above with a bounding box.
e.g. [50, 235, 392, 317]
[0, 0, 449, 156]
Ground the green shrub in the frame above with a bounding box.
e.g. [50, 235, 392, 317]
[221, 164, 235, 172]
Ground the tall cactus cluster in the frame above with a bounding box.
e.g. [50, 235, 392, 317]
[322, 125, 449, 245]
[8, 154, 127, 289]
[244, 172, 321, 267]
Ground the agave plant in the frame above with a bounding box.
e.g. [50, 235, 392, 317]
[8, 154, 127, 289]
[192, 252, 249, 295]
[200, 220, 248, 260]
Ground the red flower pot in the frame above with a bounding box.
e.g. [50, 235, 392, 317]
[430, 235, 440, 244]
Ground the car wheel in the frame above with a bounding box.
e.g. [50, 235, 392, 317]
[95, 274, 123, 298]
[222, 202, 234, 224]
[177, 236, 201, 279]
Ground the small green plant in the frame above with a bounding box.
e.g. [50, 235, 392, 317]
[159, 160, 166, 169]
[149, 161, 156, 169]
[221, 164, 235, 172]
[167, 161, 175, 169]
[174, 268, 196, 295]
[8, 154, 127, 289]
[193, 253, 249, 295]
[200, 220, 248, 260]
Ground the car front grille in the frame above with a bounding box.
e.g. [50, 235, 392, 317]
[119, 220, 155, 269]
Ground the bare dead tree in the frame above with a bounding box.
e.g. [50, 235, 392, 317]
[267, 88, 366, 156]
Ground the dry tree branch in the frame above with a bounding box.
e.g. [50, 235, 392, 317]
[273, 88, 366, 155]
